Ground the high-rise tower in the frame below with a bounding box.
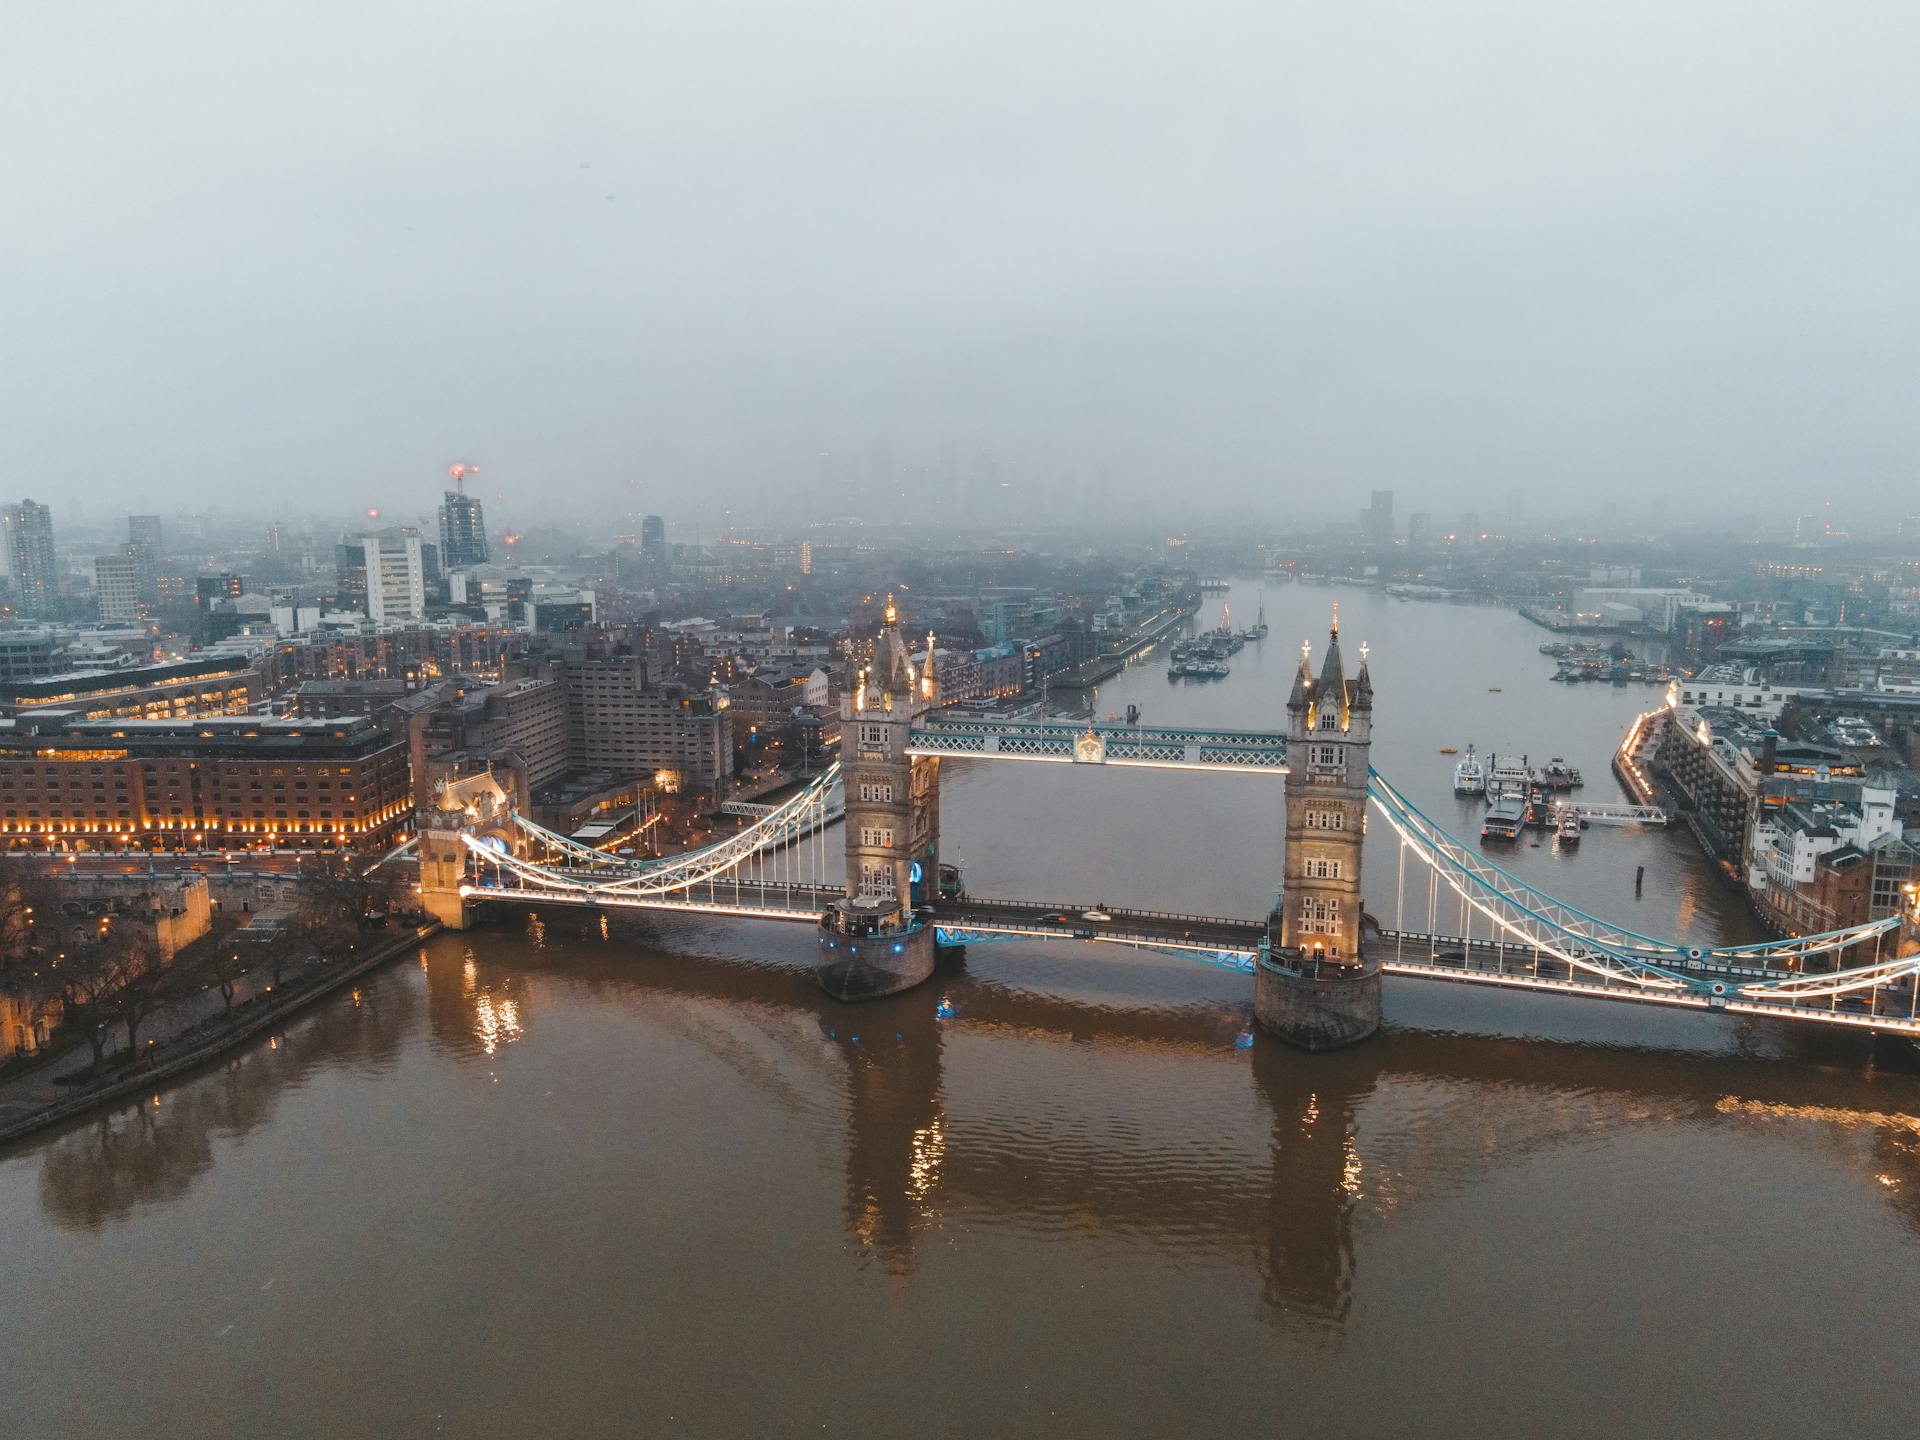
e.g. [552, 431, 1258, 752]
[127, 514, 162, 603]
[439, 465, 490, 569]
[3, 500, 56, 617]
[1257, 607, 1381, 1048]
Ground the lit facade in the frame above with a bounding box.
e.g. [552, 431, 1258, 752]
[0, 655, 259, 722]
[1279, 616, 1373, 964]
[0, 715, 411, 851]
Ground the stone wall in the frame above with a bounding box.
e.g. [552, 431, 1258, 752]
[1254, 958, 1381, 1051]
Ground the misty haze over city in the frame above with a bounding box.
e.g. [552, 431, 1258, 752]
[10, 7, 1920, 1439]
[6, 1, 1916, 530]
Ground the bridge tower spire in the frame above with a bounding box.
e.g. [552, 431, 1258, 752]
[1258, 609, 1382, 1049]
[817, 594, 943, 1000]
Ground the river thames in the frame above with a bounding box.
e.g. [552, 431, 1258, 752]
[5, 582, 1919, 1438]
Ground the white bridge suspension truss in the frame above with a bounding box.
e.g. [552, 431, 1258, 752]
[1366, 768, 1916, 1017]
[465, 762, 843, 900]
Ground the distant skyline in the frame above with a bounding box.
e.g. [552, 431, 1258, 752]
[5, 1, 1916, 521]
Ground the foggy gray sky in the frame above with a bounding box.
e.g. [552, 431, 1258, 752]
[4, 0, 1916, 528]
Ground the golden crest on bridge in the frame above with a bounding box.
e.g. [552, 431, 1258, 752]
[1073, 726, 1106, 765]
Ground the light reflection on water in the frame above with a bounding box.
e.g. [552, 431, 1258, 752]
[5, 928, 1920, 1435]
[3, 585, 1918, 1437]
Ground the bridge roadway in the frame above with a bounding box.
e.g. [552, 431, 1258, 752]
[461, 879, 1920, 1033]
[465, 875, 1267, 961]
[933, 897, 1266, 962]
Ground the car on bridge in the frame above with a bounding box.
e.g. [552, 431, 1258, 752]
[1081, 909, 1111, 923]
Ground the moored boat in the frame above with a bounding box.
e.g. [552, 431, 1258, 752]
[1532, 756, 1584, 790]
[1481, 794, 1525, 841]
[1485, 752, 1530, 798]
[1452, 745, 1486, 796]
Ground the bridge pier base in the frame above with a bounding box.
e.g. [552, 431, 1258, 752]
[418, 888, 471, 930]
[1255, 955, 1381, 1051]
[816, 900, 937, 1001]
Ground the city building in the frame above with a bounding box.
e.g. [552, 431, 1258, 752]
[127, 514, 162, 601]
[357, 528, 426, 625]
[3, 500, 56, 616]
[93, 546, 140, 622]
[641, 514, 667, 568]
[439, 486, 490, 568]
[973, 642, 1025, 699]
[724, 668, 830, 752]
[400, 671, 571, 798]
[196, 573, 246, 610]
[1572, 587, 1716, 633]
[0, 653, 259, 722]
[334, 542, 369, 614]
[1362, 490, 1394, 548]
[558, 648, 732, 794]
[0, 713, 412, 851]
[0, 631, 64, 681]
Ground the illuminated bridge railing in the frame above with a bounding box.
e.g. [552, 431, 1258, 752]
[907, 719, 1288, 773]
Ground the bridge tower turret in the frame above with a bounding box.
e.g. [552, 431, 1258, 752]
[817, 596, 942, 1000]
[1256, 607, 1382, 1049]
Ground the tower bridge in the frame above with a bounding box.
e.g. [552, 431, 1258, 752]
[417, 601, 1920, 1051]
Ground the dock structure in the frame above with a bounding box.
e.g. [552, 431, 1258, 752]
[1561, 801, 1669, 827]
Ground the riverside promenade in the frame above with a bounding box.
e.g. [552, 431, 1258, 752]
[0, 922, 441, 1149]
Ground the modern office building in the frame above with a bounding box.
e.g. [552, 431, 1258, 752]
[439, 487, 490, 568]
[0, 630, 64, 681]
[195, 573, 246, 610]
[93, 545, 140, 622]
[357, 528, 426, 625]
[3, 500, 56, 616]
[127, 514, 163, 601]
[640, 514, 667, 568]
[1362, 490, 1394, 548]
[0, 653, 260, 721]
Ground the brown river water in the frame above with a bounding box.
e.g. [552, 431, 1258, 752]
[5, 582, 1918, 1438]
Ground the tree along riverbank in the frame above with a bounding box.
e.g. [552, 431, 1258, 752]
[0, 922, 440, 1151]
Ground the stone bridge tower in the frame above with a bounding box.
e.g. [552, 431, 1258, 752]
[1256, 608, 1382, 1049]
[415, 768, 518, 932]
[817, 596, 942, 1001]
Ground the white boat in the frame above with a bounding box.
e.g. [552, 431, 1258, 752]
[1557, 809, 1582, 845]
[1452, 745, 1486, 795]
